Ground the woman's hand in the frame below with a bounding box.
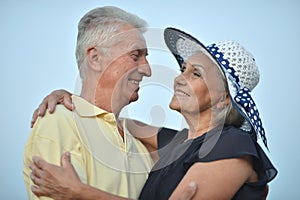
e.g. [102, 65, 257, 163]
[31, 89, 73, 128]
[30, 152, 83, 200]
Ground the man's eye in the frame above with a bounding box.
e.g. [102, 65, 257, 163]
[131, 53, 139, 61]
[131, 50, 140, 61]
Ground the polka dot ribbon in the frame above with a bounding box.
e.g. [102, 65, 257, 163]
[206, 44, 240, 87]
[234, 88, 268, 149]
[206, 44, 268, 149]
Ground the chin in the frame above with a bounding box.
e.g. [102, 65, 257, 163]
[169, 98, 181, 112]
[129, 93, 139, 103]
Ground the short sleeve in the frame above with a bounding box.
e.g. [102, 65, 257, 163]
[23, 107, 87, 199]
[186, 126, 277, 184]
[200, 127, 259, 162]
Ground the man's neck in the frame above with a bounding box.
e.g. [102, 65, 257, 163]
[80, 90, 123, 120]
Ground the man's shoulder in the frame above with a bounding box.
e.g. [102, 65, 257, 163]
[26, 108, 79, 152]
[38, 105, 74, 121]
[31, 105, 77, 135]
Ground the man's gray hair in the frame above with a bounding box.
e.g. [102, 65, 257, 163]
[76, 6, 148, 79]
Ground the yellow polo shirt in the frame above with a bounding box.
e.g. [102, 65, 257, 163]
[23, 95, 153, 199]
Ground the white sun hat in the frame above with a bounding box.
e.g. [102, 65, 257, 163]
[164, 27, 268, 149]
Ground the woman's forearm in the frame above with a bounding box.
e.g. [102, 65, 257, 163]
[124, 118, 159, 148]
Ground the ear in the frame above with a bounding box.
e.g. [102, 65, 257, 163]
[216, 92, 230, 109]
[86, 46, 102, 72]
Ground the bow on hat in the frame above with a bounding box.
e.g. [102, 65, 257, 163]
[234, 88, 268, 149]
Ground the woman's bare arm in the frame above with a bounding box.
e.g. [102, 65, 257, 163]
[125, 119, 160, 149]
[169, 156, 255, 200]
[124, 119, 161, 162]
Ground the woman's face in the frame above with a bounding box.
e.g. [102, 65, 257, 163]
[169, 52, 227, 116]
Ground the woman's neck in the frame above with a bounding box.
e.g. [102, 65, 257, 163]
[183, 110, 218, 139]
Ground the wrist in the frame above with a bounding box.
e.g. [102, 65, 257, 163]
[73, 182, 88, 200]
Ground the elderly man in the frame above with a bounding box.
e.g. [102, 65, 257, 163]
[23, 6, 153, 199]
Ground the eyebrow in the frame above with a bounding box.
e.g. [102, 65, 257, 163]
[140, 48, 148, 56]
[129, 43, 148, 54]
[192, 64, 206, 70]
[185, 61, 206, 73]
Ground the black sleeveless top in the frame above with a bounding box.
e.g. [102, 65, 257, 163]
[139, 126, 277, 200]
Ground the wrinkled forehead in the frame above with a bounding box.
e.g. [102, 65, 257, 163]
[187, 52, 213, 65]
[177, 37, 225, 79]
[113, 27, 147, 51]
[186, 52, 226, 82]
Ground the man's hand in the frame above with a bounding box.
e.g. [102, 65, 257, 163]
[31, 89, 73, 128]
[30, 152, 83, 200]
[30, 152, 197, 200]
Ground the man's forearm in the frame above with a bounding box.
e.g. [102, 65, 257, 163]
[77, 184, 130, 200]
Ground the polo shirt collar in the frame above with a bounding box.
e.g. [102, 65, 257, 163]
[72, 95, 111, 117]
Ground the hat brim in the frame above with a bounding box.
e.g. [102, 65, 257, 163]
[163, 27, 230, 83]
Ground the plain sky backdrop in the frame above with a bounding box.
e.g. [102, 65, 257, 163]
[1, 0, 299, 199]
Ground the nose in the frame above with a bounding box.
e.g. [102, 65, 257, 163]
[174, 73, 186, 85]
[138, 57, 151, 77]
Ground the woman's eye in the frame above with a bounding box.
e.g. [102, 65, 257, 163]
[193, 72, 201, 77]
[180, 66, 186, 73]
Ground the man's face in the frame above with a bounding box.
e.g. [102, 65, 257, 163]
[95, 25, 151, 112]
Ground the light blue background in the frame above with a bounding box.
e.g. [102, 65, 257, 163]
[1, 0, 299, 199]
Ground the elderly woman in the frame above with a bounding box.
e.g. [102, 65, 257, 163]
[29, 28, 277, 199]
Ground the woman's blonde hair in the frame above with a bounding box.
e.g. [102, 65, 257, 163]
[211, 67, 245, 129]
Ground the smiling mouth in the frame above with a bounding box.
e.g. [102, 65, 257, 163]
[129, 79, 141, 86]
